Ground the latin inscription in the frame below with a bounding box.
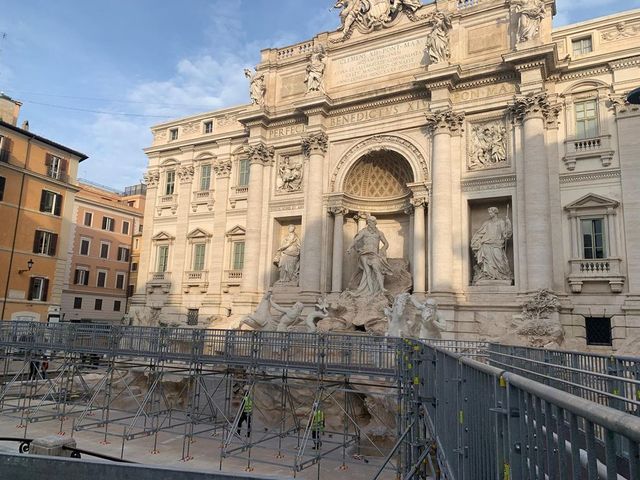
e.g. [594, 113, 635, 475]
[330, 99, 429, 127]
[451, 83, 516, 103]
[331, 38, 426, 86]
[270, 124, 306, 139]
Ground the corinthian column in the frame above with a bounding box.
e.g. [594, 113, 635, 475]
[510, 92, 558, 291]
[210, 158, 232, 295]
[411, 197, 428, 294]
[241, 143, 274, 293]
[330, 207, 348, 293]
[425, 109, 464, 294]
[300, 132, 328, 293]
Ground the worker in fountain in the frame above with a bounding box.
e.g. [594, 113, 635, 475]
[237, 385, 253, 438]
[346, 215, 393, 297]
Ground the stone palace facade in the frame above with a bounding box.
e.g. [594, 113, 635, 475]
[132, 0, 640, 350]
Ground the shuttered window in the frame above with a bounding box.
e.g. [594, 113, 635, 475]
[33, 231, 58, 256]
[40, 190, 63, 216]
[0, 176, 5, 201]
[28, 277, 49, 301]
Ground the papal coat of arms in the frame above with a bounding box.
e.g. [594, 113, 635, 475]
[334, 0, 424, 40]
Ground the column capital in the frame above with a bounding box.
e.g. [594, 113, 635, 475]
[143, 169, 160, 188]
[212, 159, 232, 178]
[245, 143, 275, 166]
[509, 91, 560, 127]
[302, 132, 329, 157]
[425, 109, 465, 135]
[329, 206, 349, 216]
[177, 165, 195, 184]
[410, 196, 428, 208]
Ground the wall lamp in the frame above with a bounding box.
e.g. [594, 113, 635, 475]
[18, 259, 34, 274]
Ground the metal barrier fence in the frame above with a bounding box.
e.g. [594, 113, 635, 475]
[404, 340, 640, 480]
[488, 344, 640, 416]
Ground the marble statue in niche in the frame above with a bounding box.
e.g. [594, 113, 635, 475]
[305, 45, 327, 93]
[471, 207, 513, 284]
[424, 11, 452, 64]
[512, 0, 546, 43]
[273, 225, 301, 286]
[244, 68, 266, 107]
[469, 122, 508, 170]
[277, 156, 303, 192]
[346, 216, 393, 296]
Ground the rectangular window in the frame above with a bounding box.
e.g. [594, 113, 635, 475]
[97, 271, 107, 288]
[28, 277, 49, 301]
[45, 154, 66, 180]
[114, 300, 122, 312]
[572, 37, 593, 56]
[0, 176, 5, 201]
[131, 262, 138, 272]
[232, 241, 245, 270]
[74, 269, 90, 286]
[187, 309, 199, 326]
[165, 170, 176, 195]
[169, 128, 178, 141]
[101, 216, 115, 232]
[122, 221, 130, 235]
[40, 190, 63, 216]
[100, 242, 110, 259]
[73, 297, 82, 309]
[95, 299, 103, 311]
[581, 218, 606, 259]
[33, 231, 58, 256]
[203, 121, 213, 134]
[84, 212, 93, 226]
[238, 159, 250, 187]
[80, 238, 90, 256]
[116, 273, 125, 290]
[193, 244, 206, 271]
[0, 135, 12, 163]
[127, 285, 135, 298]
[117, 247, 130, 262]
[200, 164, 212, 191]
[585, 317, 612, 346]
[575, 100, 598, 139]
[157, 245, 169, 273]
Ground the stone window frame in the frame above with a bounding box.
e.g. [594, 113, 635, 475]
[186, 228, 212, 273]
[151, 231, 175, 274]
[225, 225, 246, 272]
[79, 237, 91, 256]
[203, 120, 214, 135]
[115, 272, 126, 290]
[571, 36, 593, 57]
[96, 269, 108, 288]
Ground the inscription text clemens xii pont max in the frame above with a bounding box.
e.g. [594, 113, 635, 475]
[331, 38, 426, 86]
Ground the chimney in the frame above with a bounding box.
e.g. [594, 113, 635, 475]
[0, 92, 22, 126]
[21, 120, 29, 131]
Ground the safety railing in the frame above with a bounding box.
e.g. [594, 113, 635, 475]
[488, 344, 640, 416]
[405, 341, 640, 480]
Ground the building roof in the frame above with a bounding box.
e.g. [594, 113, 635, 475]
[0, 119, 89, 162]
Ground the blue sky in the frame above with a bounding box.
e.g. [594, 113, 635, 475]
[1, 0, 638, 190]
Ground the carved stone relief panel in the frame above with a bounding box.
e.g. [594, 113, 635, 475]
[467, 118, 509, 171]
[276, 155, 303, 193]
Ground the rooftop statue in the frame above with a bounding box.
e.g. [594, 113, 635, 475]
[512, 0, 546, 43]
[244, 68, 266, 107]
[334, 0, 424, 40]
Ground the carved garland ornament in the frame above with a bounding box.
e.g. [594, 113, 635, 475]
[177, 165, 195, 184]
[245, 143, 275, 165]
[212, 159, 232, 177]
[143, 170, 160, 187]
[331, 135, 428, 191]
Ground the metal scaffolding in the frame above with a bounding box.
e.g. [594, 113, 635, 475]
[1, 322, 639, 480]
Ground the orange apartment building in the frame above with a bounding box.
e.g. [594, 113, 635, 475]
[60, 182, 144, 323]
[0, 93, 88, 322]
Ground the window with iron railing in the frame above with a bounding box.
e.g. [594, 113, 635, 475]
[575, 100, 598, 139]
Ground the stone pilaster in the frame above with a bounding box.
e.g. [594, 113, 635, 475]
[240, 143, 274, 294]
[329, 207, 348, 293]
[135, 168, 160, 299]
[300, 132, 328, 293]
[208, 157, 232, 302]
[510, 92, 559, 291]
[425, 109, 464, 294]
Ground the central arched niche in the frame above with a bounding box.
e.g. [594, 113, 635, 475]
[341, 150, 415, 283]
[343, 150, 414, 199]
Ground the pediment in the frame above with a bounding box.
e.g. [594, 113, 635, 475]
[152, 231, 175, 241]
[565, 193, 619, 211]
[225, 225, 246, 237]
[187, 228, 212, 239]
